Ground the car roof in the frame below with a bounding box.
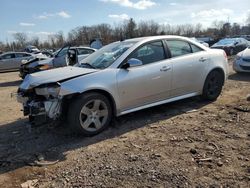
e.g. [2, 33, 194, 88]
[70, 46, 96, 50]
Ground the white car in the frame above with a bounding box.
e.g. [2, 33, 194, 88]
[233, 47, 250, 73]
[19, 46, 96, 78]
[17, 35, 229, 136]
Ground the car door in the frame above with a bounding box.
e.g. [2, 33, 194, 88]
[165, 39, 208, 97]
[0, 53, 16, 71]
[53, 46, 70, 67]
[116, 40, 172, 112]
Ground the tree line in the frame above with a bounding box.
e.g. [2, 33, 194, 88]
[1, 15, 250, 52]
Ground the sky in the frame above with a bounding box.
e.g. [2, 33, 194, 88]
[0, 0, 249, 42]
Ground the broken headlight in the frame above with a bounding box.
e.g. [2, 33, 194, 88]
[35, 84, 60, 98]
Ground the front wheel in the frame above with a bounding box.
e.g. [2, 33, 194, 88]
[202, 70, 224, 101]
[67, 92, 112, 136]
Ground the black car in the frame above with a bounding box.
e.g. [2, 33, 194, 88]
[211, 38, 250, 56]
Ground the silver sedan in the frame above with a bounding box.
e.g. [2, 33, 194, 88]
[233, 47, 250, 73]
[0, 52, 33, 72]
[17, 35, 229, 136]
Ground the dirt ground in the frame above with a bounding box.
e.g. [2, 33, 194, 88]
[0, 58, 249, 188]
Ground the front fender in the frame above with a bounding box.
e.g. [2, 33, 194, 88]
[59, 69, 121, 111]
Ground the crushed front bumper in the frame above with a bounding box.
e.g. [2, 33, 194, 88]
[17, 93, 62, 120]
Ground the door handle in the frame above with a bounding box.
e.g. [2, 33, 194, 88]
[199, 57, 208, 62]
[160, 66, 171, 71]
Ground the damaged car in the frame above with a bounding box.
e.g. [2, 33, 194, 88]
[17, 35, 229, 136]
[19, 46, 96, 78]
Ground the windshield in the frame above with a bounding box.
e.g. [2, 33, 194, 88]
[79, 40, 137, 69]
[217, 39, 236, 45]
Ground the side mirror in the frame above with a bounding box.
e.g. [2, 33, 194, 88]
[122, 58, 143, 69]
[234, 42, 239, 45]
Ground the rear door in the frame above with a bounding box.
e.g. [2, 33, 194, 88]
[165, 39, 208, 97]
[117, 40, 172, 112]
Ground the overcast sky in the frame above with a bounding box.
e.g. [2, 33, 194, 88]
[0, 0, 249, 42]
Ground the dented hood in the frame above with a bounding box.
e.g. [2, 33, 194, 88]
[20, 66, 98, 90]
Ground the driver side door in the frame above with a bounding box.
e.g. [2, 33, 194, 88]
[53, 46, 70, 67]
[117, 40, 172, 112]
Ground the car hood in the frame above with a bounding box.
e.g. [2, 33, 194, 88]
[23, 57, 52, 66]
[20, 66, 98, 90]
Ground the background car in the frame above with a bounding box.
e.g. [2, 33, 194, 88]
[24, 45, 40, 53]
[17, 35, 228, 136]
[211, 37, 250, 56]
[190, 37, 209, 47]
[0, 52, 34, 72]
[19, 46, 96, 78]
[233, 47, 250, 73]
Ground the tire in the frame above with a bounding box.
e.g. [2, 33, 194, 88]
[202, 70, 224, 101]
[67, 92, 112, 136]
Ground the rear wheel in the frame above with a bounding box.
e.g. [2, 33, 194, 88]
[202, 70, 224, 101]
[67, 92, 112, 136]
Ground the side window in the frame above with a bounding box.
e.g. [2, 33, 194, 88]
[2, 53, 15, 60]
[15, 53, 28, 58]
[78, 48, 95, 55]
[166, 40, 192, 57]
[129, 41, 165, 65]
[24, 53, 31, 57]
[57, 48, 68, 57]
[190, 44, 203, 53]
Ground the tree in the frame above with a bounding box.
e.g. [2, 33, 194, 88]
[30, 36, 40, 47]
[247, 13, 250, 26]
[124, 18, 137, 39]
[231, 23, 241, 36]
[13, 32, 27, 48]
[55, 31, 65, 47]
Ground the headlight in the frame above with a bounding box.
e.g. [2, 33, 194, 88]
[39, 64, 51, 70]
[35, 85, 60, 98]
[21, 60, 28, 64]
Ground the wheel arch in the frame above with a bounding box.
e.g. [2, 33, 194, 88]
[63, 89, 117, 117]
[205, 67, 226, 85]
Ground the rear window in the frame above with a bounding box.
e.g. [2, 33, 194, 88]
[190, 44, 203, 53]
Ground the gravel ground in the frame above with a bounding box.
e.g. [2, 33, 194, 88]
[0, 59, 249, 188]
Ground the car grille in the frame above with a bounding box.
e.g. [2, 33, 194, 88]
[240, 65, 250, 70]
[242, 58, 250, 63]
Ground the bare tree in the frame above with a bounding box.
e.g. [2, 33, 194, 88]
[55, 31, 65, 47]
[13, 32, 27, 48]
[124, 18, 137, 39]
[247, 13, 250, 26]
[30, 36, 40, 47]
